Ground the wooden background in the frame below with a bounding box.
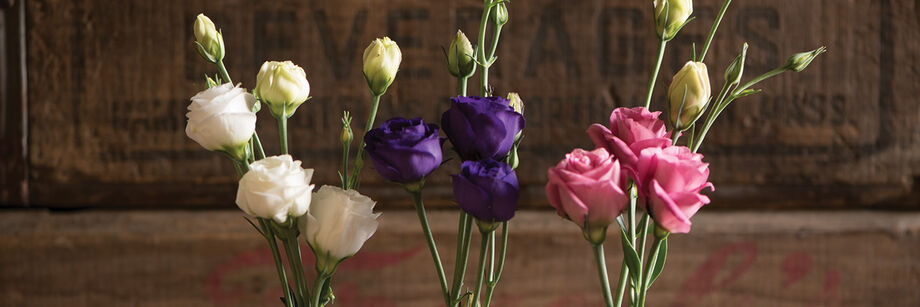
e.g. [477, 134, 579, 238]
[1, 0, 919, 306]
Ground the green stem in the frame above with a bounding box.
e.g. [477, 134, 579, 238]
[449, 213, 472, 303]
[593, 244, 615, 307]
[216, 60, 232, 84]
[643, 39, 667, 108]
[473, 231, 493, 305]
[349, 94, 382, 189]
[698, 0, 733, 62]
[458, 77, 469, 96]
[613, 261, 628, 307]
[637, 237, 665, 307]
[635, 215, 650, 305]
[692, 80, 731, 152]
[342, 139, 350, 188]
[252, 132, 266, 160]
[410, 190, 451, 306]
[483, 221, 509, 307]
[476, 0, 494, 96]
[281, 236, 309, 306]
[311, 274, 329, 307]
[259, 219, 294, 307]
[734, 67, 786, 95]
[278, 112, 289, 155]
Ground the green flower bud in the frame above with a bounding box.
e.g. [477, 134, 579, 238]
[447, 30, 476, 78]
[254, 61, 311, 118]
[667, 61, 710, 131]
[785, 46, 826, 72]
[193, 14, 224, 63]
[340, 112, 353, 146]
[362, 37, 402, 96]
[724, 43, 748, 86]
[653, 0, 693, 40]
[490, 2, 509, 27]
[507, 92, 524, 115]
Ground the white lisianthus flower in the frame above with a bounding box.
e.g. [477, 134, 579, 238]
[236, 155, 315, 223]
[185, 83, 257, 160]
[254, 60, 311, 118]
[300, 186, 380, 271]
[362, 37, 401, 96]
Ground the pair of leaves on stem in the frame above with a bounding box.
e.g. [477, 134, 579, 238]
[618, 225, 668, 290]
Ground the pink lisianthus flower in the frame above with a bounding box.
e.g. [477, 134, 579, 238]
[587, 107, 672, 170]
[632, 146, 714, 234]
[546, 148, 629, 243]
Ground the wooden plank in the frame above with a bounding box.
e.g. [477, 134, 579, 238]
[22, 0, 920, 208]
[0, 210, 918, 306]
[0, 0, 27, 206]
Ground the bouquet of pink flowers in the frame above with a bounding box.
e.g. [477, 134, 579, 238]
[544, 0, 823, 306]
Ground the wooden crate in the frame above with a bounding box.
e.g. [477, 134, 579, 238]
[1, 0, 918, 208]
[1, 210, 918, 306]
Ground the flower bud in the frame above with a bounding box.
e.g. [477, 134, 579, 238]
[724, 43, 748, 86]
[193, 14, 224, 63]
[507, 92, 524, 115]
[447, 30, 476, 78]
[340, 112, 353, 146]
[667, 61, 710, 130]
[254, 61, 311, 118]
[300, 186, 380, 270]
[362, 37, 402, 96]
[653, 0, 693, 40]
[785, 46, 826, 72]
[490, 2, 509, 27]
[186, 83, 257, 161]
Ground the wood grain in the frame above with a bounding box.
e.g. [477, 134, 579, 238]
[0, 210, 918, 306]
[0, 0, 27, 206]
[16, 0, 920, 208]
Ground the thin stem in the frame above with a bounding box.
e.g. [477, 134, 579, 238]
[311, 274, 329, 307]
[643, 39, 668, 108]
[593, 244, 615, 307]
[699, 0, 733, 62]
[692, 80, 733, 152]
[476, 0, 493, 96]
[635, 215, 650, 304]
[613, 261, 628, 307]
[458, 77, 469, 97]
[450, 213, 473, 303]
[637, 237, 665, 307]
[734, 67, 787, 94]
[410, 190, 451, 306]
[278, 112, 289, 155]
[259, 219, 294, 307]
[252, 132, 266, 160]
[216, 60, 232, 84]
[342, 139, 350, 188]
[282, 236, 309, 306]
[483, 222, 509, 307]
[349, 94, 382, 189]
[473, 232, 493, 305]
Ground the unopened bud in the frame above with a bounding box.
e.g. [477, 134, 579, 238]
[667, 61, 710, 130]
[653, 0, 693, 40]
[785, 46, 826, 72]
[507, 92, 524, 115]
[254, 61, 311, 118]
[724, 43, 748, 86]
[490, 2, 509, 26]
[340, 112, 353, 146]
[193, 14, 224, 63]
[363, 37, 402, 96]
[447, 30, 476, 78]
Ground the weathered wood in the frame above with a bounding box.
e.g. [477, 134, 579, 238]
[0, 210, 918, 306]
[0, 0, 27, 206]
[21, 0, 920, 208]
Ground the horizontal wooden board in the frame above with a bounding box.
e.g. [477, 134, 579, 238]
[0, 210, 918, 306]
[18, 0, 920, 208]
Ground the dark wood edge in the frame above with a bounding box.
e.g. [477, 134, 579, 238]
[0, 0, 27, 206]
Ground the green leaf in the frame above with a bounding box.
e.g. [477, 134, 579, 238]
[734, 88, 762, 99]
[647, 238, 668, 288]
[619, 227, 642, 283]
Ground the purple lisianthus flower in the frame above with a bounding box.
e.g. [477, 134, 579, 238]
[451, 159, 519, 222]
[365, 117, 443, 183]
[441, 96, 525, 161]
